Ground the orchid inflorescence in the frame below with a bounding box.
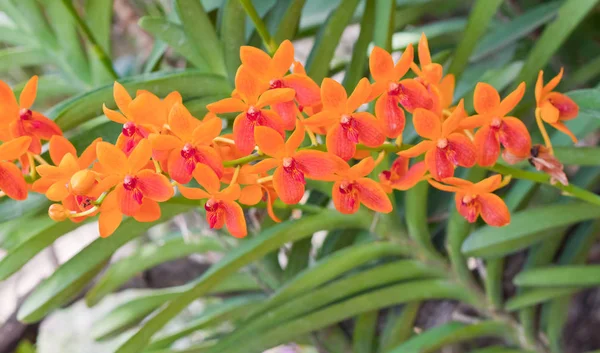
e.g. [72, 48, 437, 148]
[0, 34, 579, 238]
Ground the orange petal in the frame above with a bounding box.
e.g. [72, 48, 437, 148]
[254, 125, 285, 157]
[116, 184, 143, 216]
[500, 117, 531, 158]
[232, 114, 256, 155]
[473, 83, 500, 114]
[497, 82, 525, 117]
[193, 117, 223, 146]
[413, 108, 441, 140]
[398, 140, 434, 158]
[99, 209, 122, 238]
[393, 44, 414, 81]
[332, 180, 360, 214]
[239, 184, 263, 205]
[270, 40, 294, 77]
[543, 67, 564, 97]
[168, 103, 199, 141]
[473, 174, 502, 193]
[103, 104, 128, 124]
[178, 184, 211, 199]
[137, 169, 173, 201]
[353, 112, 385, 147]
[129, 92, 168, 128]
[48, 136, 76, 165]
[240, 45, 271, 78]
[222, 200, 247, 238]
[164, 91, 183, 110]
[439, 74, 455, 109]
[447, 132, 476, 168]
[247, 158, 279, 175]
[369, 46, 394, 82]
[0, 161, 28, 200]
[326, 124, 356, 161]
[235, 66, 268, 105]
[128, 139, 152, 173]
[0, 136, 31, 161]
[375, 93, 405, 138]
[550, 121, 578, 143]
[349, 156, 374, 178]
[19, 75, 38, 109]
[321, 78, 347, 112]
[97, 141, 128, 175]
[282, 74, 321, 107]
[150, 134, 182, 151]
[113, 82, 132, 116]
[273, 166, 305, 204]
[478, 193, 510, 226]
[294, 150, 342, 179]
[29, 112, 63, 140]
[302, 111, 338, 128]
[393, 161, 427, 191]
[397, 79, 432, 112]
[441, 100, 465, 136]
[0, 80, 19, 124]
[192, 163, 221, 194]
[218, 183, 241, 201]
[459, 114, 488, 130]
[347, 78, 372, 112]
[133, 198, 161, 222]
[539, 100, 559, 124]
[206, 98, 247, 114]
[474, 125, 500, 167]
[535, 70, 544, 103]
[265, 187, 282, 222]
[256, 88, 296, 108]
[167, 150, 194, 184]
[425, 147, 455, 180]
[272, 100, 298, 130]
[418, 33, 431, 66]
[78, 138, 101, 168]
[195, 146, 224, 178]
[356, 178, 392, 213]
[285, 122, 307, 157]
[546, 92, 579, 120]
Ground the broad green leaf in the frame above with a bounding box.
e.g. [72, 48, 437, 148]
[218, 0, 246, 84]
[9, 0, 58, 49]
[387, 321, 509, 353]
[553, 146, 600, 166]
[505, 288, 578, 311]
[373, 0, 394, 51]
[343, 0, 375, 91]
[50, 71, 231, 131]
[86, 236, 224, 306]
[0, 26, 34, 45]
[115, 210, 372, 353]
[484, 258, 504, 310]
[282, 237, 312, 281]
[0, 47, 49, 72]
[209, 260, 443, 352]
[215, 280, 472, 353]
[353, 311, 378, 353]
[85, 0, 115, 84]
[0, 193, 48, 225]
[185, 95, 230, 117]
[515, 0, 600, 87]
[391, 18, 466, 51]
[17, 201, 196, 323]
[316, 228, 360, 259]
[471, 1, 561, 62]
[462, 202, 600, 258]
[272, 0, 306, 43]
[146, 295, 264, 350]
[514, 265, 600, 287]
[305, 0, 361, 83]
[447, 0, 502, 78]
[566, 54, 600, 88]
[138, 17, 210, 71]
[379, 303, 420, 352]
[176, 0, 227, 76]
[405, 182, 443, 261]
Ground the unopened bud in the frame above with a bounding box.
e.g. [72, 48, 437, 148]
[70, 170, 96, 195]
[48, 204, 69, 221]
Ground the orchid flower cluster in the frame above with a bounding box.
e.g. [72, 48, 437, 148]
[0, 34, 579, 238]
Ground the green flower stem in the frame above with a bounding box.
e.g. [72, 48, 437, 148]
[61, 0, 118, 80]
[239, 0, 277, 54]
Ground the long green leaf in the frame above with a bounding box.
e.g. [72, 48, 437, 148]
[0, 47, 50, 72]
[85, 0, 115, 84]
[514, 265, 600, 287]
[372, 0, 394, 51]
[86, 236, 224, 306]
[17, 201, 196, 323]
[353, 311, 378, 353]
[447, 0, 502, 78]
[218, 0, 246, 84]
[461, 202, 600, 258]
[405, 181, 443, 261]
[515, 0, 600, 87]
[505, 288, 578, 311]
[272, 0, 306, 43]
[115, 210, 371, 353]
[378, 302, 420, 352]
[50, 71, 231, 131]
[344, 0, 375, 91]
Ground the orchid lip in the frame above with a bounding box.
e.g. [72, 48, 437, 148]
[19, 108, 33, 120]
[181, 143, 197, 159]
[123, 175, 138, 191]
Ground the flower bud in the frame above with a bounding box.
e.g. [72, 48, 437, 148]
[48, 204, 69, 221]
[70, 170, 96, 195]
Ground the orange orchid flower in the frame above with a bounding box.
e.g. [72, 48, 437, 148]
[206, 66, 295, 154]
[399, 101, 476, 179]
[95, 140, 174, 237]
[103, 82, 182, 155]
[369, 44, 432, 138]
[378, 156, 427, 193]
[241, 40, 321, 129]
[0, 76, 62, 153]
[429, 174, 510, 226]
[460, 83, 531, 166]
[535, 69, 579, 143]
[304, 78, 385, 160]
[251, 121, 343, 204]
[177, 164, 247, 237]
[332, 157, 392, 214]
[0, 136, 32, 200]
[410, 33, 449, 113]
[150, 106, 223, 183]
[33, 136, 102, 201]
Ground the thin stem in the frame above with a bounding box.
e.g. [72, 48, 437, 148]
[297, 113, 319, 146]
[33, 154, 49, 165]
[223, 153, 263, 167]
[230, 166, 240, 185]
[27, 153, 36, 179]
[70, 205, 99, 218]
[153, 158, 162, 174]
[239, 0, 276, 54]
[61, 0, 118, 79]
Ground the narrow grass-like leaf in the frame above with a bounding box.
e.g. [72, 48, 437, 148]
[515, 266, 600, 287]
[373, 0, 394, 51]
[344, 0, 375, 91]
[218, 0, 246, 84]
[566, 54, 600, 88]
[405, 182, 443, 261]
[0, 47, 49, 72]
[505, 288, 578, 311]
[353, 311, 378, 353]
[86, 0, 115, 84]
[379, 302, 421, 352]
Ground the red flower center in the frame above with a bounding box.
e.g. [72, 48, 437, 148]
[122, 121, 136, 137]
[19, 108, 32, 120]
[436, 138, 448, 149]
[204, 199, 222, 228]
[247, 106, 261, 122]
[283, 157, 306, 184]
[388, 82, 401, 96]
[338, 181, 355, 194]
[461, 195, 479, 223]
[379, 170, 392, 182]
[269, 79, 284, 89]
[123, 175, 138, 191]
[75, 195, 96, 211]
[181, 143, 197, 159]
[204, 198, 219, 212]
[490, 117, 502, 129]
[340, 114, 359, 143]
